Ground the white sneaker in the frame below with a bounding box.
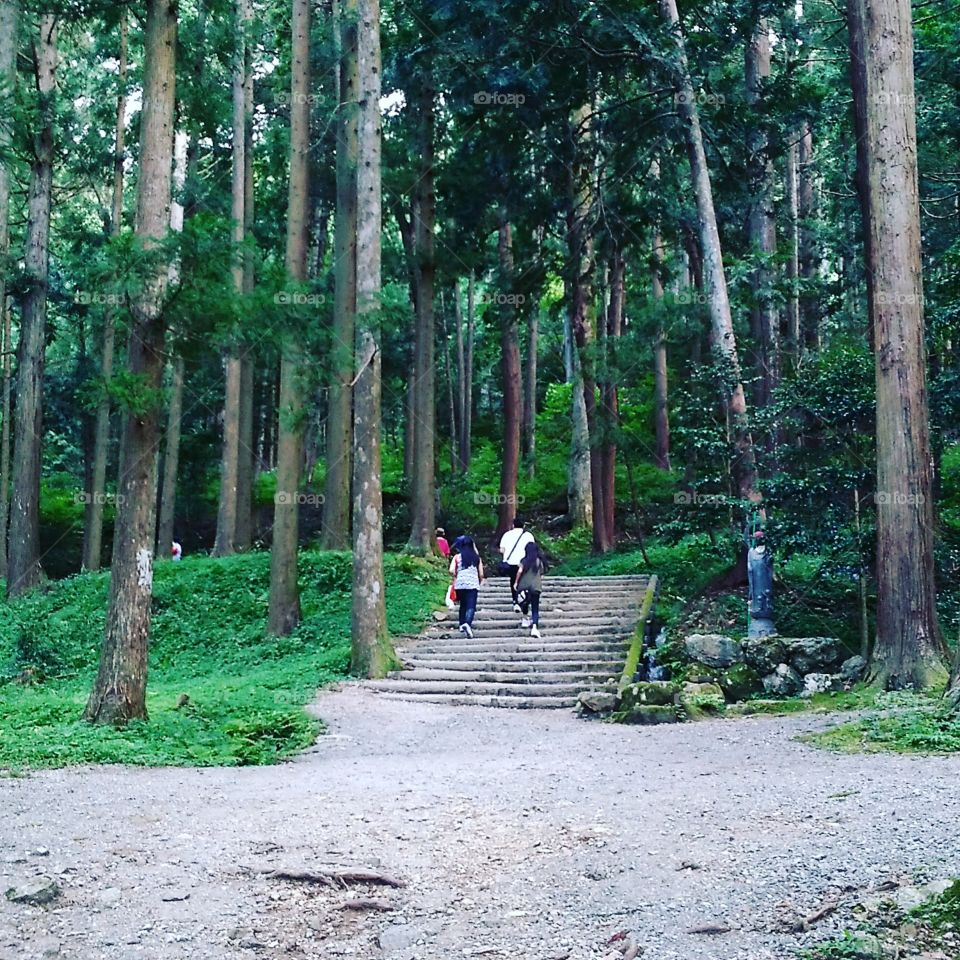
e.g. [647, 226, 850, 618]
[464, 623, 474, 639]
[530, 625, 540, 638]
[512, 603, 521, 613]
[459, 623, 467, 635]
[521, 617, 531, 628]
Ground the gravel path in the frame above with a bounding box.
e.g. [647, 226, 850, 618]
[3, 686, 960, 960]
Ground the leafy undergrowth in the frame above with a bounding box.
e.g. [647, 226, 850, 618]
[801, 879, 960, 959]
[809, 697, 960, 754]
[0, 551, 447, 769]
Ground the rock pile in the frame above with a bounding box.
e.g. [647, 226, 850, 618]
[684, 633, 865, 702]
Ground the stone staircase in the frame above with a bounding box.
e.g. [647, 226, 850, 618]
[366, 574, 655, 708]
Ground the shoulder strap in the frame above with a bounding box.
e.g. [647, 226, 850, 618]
[508, 529, 524, 560]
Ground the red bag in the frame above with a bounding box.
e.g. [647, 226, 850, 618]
[448, 583, 458, 603]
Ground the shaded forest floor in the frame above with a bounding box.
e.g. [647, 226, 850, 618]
[3, 685, 959, 960]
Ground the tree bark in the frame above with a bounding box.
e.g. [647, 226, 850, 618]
[442, 294, 458, 474]
[566, 305, 592, 529]
[8, 15, 56, 597]
[235, 102, 255, 551]
[83, 13, 126, 572]
[565, 107, 594, 532]
[156, 356, 185, 559]
[785, 132, 801, 365]
[351, 0, 394, 676]
[652, 227, 671, 472]
[599, 251, 624, 547]
[213, 0, 251, 558]
[522, 304, 539, 480]
[155, 130, 189, 560]
[454, 279, 466, 472]
[568, 104, 608, 552]
[268, 0, 310, 636]
[660, 0, 759, 502]
[847, 0, 946, 689]
[406, 77, 436, 554]
[745, 14, 778, 409]
[462, 273, 475, 472]
[0, 0, 19, 581]
[798, 121, 819, 352]
[496, 213, 522, 537]
[86, 0, 177, 723]
[322, 0, 357, 549]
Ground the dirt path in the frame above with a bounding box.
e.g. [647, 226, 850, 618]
[3, 686, 960, 960]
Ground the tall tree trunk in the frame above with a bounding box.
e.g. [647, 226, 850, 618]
[442, 295, 458, 474]
[8, 15, 56, 598]
[568, 104, 608, 552]
[83, 13, 127, 572]
[406, 78, 436, 554]
[156, 357, 185, 558]
[235, 90, 255, 550]
[86, 0, 177, 723]
[462, 273, 475, 472]
[496, 213, 522, 537]
[268, 0, 310, 635]
[322, 0, 357, 549]
[660, 0, 759, 502]
[351, 0, 394, 675]
[155, 131, 189, 559]
[565, 107, 594, 532]
[847, 0, 945, 689]
[213, 0, 250, 558]
[522, 304, 539, 480]
[798, 121, 819, 352]
[566, 305, 592, 529]
[785, 131, 801, 365]
[599, 251, 624, 547]
[454, 279, 467, 472]
[0, 0, 19, 581]
[652, 229, 671, 472]
[745, 14, 778, 409]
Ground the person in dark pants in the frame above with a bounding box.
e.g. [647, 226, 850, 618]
[449, 536, 484, 639]
[498, 517, 534, 611]
[514, 541, 547, 638]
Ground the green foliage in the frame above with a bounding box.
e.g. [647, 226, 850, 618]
[0, 551, 447, 769]
[912, 879, 960, 930]
[800, 932, 873, 960]
[810, 694, 960, 754]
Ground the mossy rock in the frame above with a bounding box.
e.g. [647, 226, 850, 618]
[683, 660, 721, 684]
[680, 681, 725, 720]
[616, 704, 679, 725]
[716, 663, 763, 702]
[619, 681, 679, 709]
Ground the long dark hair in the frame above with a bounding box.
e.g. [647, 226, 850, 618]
[458, 536, 480, 569]
[519, 541, 546, 574]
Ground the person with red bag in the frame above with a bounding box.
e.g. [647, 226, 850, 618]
[448, 536, 484, 638]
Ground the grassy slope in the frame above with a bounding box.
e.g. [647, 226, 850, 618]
[0, 551, 447, 769]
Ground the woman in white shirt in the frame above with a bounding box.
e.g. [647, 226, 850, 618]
[498, 518, 534, 611]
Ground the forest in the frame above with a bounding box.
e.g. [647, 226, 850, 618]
[0, 0, 958, 730]
[4, 1, 960, 957]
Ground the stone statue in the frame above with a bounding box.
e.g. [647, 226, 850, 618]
[746, 529, 776, 638]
